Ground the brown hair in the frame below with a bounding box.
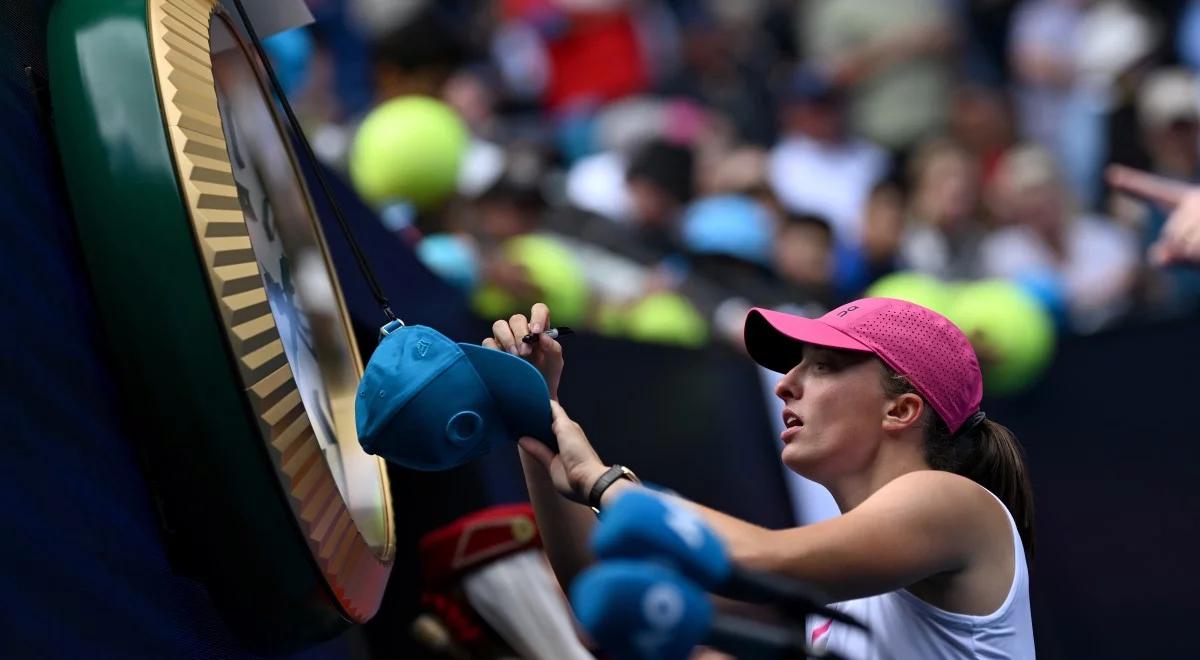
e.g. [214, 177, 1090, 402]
[881, 366, 1036, 559]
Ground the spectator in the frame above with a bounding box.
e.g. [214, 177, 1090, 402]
[803, 0, 958, 152]
[501, 0, 650, 112]
[657, 5, 778, 145]
[982, 144, 1139, 331]
[1116, 73, 1200, 316]
[899, 138, 987, 280]
[1009, 0, 1085, 153]
[1108, 164, 1200, 269]
[1136, 69, 1200, 182]
[950, 84, 1017, 188]
[767, 70, 888, 245]
[622, 139, 696, 262]
[453, 147, 551, 304]
[371, 5, 467, 101]
[772, 212, 837, 307]
[835, 179, 907, 299]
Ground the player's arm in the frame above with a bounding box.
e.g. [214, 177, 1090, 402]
[486, 304, 599, 590]
[598, 470, 994, 603]
[727, 471, 995, 602]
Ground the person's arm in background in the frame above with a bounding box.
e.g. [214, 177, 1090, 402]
[1108, 165, 1200, 267]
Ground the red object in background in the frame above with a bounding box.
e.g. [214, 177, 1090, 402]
[503, 0, 648, 111]
[418, 503, 542, 586]
[544, 12, 647, 110]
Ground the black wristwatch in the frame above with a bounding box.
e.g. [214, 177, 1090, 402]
[588, 464, 640, 515]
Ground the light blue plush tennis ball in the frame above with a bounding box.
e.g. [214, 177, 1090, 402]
[350, 96, 468, 209]
[947, 280, 1057, 396]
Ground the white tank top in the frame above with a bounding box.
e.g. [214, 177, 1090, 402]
[808, 490, 1035, 659]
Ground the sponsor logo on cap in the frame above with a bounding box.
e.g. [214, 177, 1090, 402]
[835, 305, 860, 318]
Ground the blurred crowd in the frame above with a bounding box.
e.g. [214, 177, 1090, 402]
[277, 0, 1200, 347]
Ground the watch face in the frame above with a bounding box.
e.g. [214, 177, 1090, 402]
[208, 14, 391, 554]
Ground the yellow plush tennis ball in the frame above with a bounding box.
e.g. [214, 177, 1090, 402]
[947, 280, 1057, 396]
[350, 96, 468, 209]
[623, 292, 709, 348]
[865, 271, 955, 316]
[471, 235, 589, 326]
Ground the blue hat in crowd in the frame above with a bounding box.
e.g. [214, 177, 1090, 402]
[681, 195, 775, 267]
[356, 325, 555, 471]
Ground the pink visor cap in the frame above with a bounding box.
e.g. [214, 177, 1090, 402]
[744, 298, 983, 434]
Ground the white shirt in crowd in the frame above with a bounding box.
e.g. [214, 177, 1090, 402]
[768, 135, 888, 244]
[980, 216, 1138, 331]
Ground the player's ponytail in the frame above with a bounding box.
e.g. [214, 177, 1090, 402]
[882, 368, 1036, 559]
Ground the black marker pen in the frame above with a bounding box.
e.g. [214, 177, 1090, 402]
[521, 326, 574, 344]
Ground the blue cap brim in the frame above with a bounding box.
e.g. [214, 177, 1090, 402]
[458, 343, 557, 452]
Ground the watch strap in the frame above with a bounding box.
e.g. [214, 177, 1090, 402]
[588, 464, 639, 514]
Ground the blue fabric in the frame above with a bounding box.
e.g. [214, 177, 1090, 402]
[592, 490, 733, 586]
[357, 326, 553, 471]
[570, 561, 712, 660]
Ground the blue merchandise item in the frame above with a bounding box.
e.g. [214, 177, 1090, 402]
[592, 490, 732, 587]
[356, 324, 555, 470]
[571, 561, 822, 660]
[681, 195, 774, 267]
[571, 561, 713, 660]
[593, 491, 862, 629]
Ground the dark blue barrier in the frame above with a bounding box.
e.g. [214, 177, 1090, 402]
[986, 315, 1200, 658]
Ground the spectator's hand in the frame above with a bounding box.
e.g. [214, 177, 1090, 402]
[517, 401, 608, 505]
[482, 303, 564, 400]
[1107, 165, 1200, 267]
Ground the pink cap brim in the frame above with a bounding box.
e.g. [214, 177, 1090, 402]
[744, 308, 873, 373]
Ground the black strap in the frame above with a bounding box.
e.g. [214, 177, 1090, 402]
[588, 465, 636, 512]
[227, 0, 397, 323]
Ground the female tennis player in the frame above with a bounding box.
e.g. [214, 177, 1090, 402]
[485, 298, 1035, 658]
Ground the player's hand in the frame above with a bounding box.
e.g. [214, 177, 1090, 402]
[517, 401, 607, 504]
[482, 302, 564, 400]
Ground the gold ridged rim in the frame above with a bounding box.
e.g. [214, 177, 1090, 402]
[147, 0, 393, 621]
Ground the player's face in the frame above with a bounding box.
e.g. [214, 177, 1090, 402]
[774, 346, 890, 483]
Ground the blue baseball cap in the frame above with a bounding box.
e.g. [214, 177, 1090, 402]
[355, 325, 555, 471]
